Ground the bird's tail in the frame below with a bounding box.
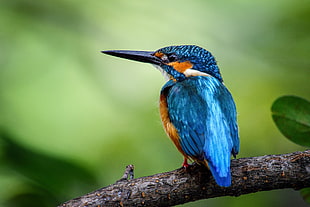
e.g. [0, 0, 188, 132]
[200, 158, 231, 187]
[208, 162, 231, 187]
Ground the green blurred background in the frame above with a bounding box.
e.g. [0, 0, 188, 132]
[0, 0, 309, 206]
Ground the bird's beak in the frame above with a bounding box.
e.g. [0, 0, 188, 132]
[101, 50, 161, 65]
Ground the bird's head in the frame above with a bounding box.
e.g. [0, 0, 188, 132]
[102, 45, 223, 82]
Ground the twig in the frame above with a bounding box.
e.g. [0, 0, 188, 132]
[118, 164, 134, 181]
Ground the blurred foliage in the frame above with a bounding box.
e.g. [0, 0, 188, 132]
[0, 0, 309, 206]
[0, 131, 98, 206]
[272, 96, 310, 147]
[301, 188, 310, 204]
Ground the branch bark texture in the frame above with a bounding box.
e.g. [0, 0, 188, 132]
[59, 150, 310, 207]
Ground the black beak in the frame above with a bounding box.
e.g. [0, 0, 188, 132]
[101, 50, 161, 65]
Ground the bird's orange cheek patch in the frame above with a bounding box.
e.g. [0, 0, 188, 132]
[167, 61, 193, 73]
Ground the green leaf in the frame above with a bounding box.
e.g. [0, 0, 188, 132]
[300, 188, 310, 204]
[271, 95, 310, 147]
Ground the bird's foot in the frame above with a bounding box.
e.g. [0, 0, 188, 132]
[182, 158, 189, 168]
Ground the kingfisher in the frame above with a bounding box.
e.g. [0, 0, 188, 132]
[101, 45, 239, 187]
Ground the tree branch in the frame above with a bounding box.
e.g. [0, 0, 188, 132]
[58, 150, 310, 207]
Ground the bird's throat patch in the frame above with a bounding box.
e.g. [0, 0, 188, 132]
[167, 61, 193, 73]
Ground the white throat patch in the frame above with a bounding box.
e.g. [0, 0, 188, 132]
[152, 64, 171, 81]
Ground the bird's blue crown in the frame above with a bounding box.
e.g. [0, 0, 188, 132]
[156, 45, 223, 82]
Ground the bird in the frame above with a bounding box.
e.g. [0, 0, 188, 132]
[101, 45, 239, 187]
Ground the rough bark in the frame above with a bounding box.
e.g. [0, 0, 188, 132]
[58, 150, 310, 207]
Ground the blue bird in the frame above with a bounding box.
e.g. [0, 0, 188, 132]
[101, 45, 239, 187]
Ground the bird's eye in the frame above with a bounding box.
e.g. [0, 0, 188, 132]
[161, 54, 169, 63]
[168, 54, 178, 62]
[158, 53, 178, 63]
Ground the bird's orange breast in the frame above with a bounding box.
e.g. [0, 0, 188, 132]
[159, 94, 188, 159]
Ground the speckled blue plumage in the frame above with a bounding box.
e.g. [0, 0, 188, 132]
[161, 76, 239, 187]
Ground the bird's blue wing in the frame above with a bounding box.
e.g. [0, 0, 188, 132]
[217, 84, 240, 157]
[165, 76, 239, 187]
